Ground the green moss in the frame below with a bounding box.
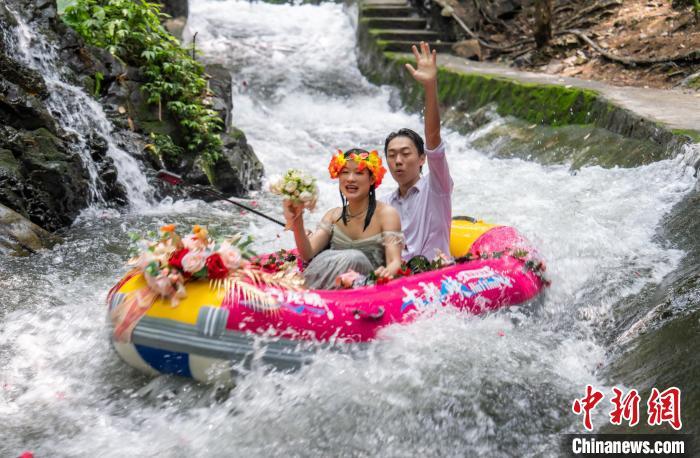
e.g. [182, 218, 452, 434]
[375, 39, 389, 50]
[688, 77, 700, 90]
[0, 149, 21, 175]
[672, 129, 700, 143]
[383, 51, 611, 128]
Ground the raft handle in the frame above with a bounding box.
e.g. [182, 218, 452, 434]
[352, 306, 385, 321]
[452, 215, 478, 223]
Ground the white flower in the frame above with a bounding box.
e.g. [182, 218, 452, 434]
[181, 250, 207, 273]
[299, 190, 313, 202]
[268, 175, 283, 193]
[152, 240, 177, 260]
[182, 234, 204, 251]
[131, 251, 156, 270]
[284, 180, 298, 193]
[302, 175, 313, 187]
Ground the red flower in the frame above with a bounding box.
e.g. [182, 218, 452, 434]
[376, 276, 390, 285]
[168, 248, 189, 271]
[205, 253, 229, 279]
[397, 267, 412, 277]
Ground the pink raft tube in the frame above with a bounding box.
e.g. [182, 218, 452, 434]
[108, 219, 547, 383]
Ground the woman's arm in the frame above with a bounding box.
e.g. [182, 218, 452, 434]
[284, 200, 333, 262]
[375, 206, 403, 278]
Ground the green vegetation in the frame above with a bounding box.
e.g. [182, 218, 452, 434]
[62, 0, 223, 165]
[145, 132, 184, 160]
[672, 129, 700, 143]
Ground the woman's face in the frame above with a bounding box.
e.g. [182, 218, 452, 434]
[339, 159, 374, 200]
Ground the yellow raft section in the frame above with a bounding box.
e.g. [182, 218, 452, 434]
[116, 217, 497, 327]
[449, 217, 498, 258]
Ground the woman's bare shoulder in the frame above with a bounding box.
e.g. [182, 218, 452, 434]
[376, 202, 399, 218]
[375, 203, 401, 228]
[323, 207, 341, 222]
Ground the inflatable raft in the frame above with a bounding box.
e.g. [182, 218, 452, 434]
[108, 219, 546, 383]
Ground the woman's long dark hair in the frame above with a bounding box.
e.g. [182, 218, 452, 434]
[337, 148, 377, 232]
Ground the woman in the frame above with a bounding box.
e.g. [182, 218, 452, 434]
[284, 149, 404, 289]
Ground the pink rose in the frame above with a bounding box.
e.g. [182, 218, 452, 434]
[181, 250, 207, 273]
[219, 242, 242, 270]
[335, 269, 361, 289]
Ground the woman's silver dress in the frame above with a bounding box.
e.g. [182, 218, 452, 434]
[303, 221, 404, 289]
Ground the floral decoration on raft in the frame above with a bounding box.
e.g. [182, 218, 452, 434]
[128, 225, 303, 310]
[333, 249, 550, 289]
[268, 169, 319, 210]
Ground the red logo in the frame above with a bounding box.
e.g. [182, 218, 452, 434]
[647, 387, 682, 430]
[573, 386, 682, 431]
[609, 387, 640, 427]
[572, 385, 605, 431]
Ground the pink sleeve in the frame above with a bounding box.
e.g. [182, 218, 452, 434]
[426, 142, 453, 195]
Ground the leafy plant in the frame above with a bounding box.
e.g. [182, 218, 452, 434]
[145, 132, 184, 160]
[93, 71, 104, 97]
[62, 0, 223, 165]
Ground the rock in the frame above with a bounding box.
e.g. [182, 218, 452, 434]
[159, 0, 188, 19]
[443, 102, 497, 133]
[680, 71, 700, 91]
[205, 128, 264, 196]
[0, 125, 90, 231]
[481, 0, 522, 21]
[3, 217, 57, 257]
[164, 17, 187, 40]
[0, 54, 49, 98]
[87, 132, 109, 161]
[0, 203, 60, 256]
[513, 51, 533, 67]
[206, 63, 233, 127]
[452, 39, 482, 61]
[543, 59, 565, 74]
[0, 77, 59, 134]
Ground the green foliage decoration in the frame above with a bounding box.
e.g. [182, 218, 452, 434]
[62, 0, 223, 165]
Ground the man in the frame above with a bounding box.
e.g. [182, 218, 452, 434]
[380, 42, 454, 261]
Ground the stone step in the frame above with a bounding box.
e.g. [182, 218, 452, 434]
[380, 40, 455, 53]
[371, 29, 441, 41]
[363, 17, 427, 30]
[361, 5, 414, 17]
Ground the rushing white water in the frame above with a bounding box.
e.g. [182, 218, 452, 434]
[5, 5, 153, 208]
[0, 1, 697, 456]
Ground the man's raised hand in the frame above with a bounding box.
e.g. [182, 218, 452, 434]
[405, 41, 438, 86]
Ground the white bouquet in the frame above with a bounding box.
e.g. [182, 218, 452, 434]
[268, 169, 318, 210]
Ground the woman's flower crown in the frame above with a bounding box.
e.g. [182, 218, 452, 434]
[328, 149, 387, 188]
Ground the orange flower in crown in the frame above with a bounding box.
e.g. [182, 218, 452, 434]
[328, 149, 387, 188]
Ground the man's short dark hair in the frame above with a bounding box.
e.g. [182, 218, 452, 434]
[384, 128, 425, 156]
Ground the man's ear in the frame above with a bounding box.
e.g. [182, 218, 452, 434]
[419, 154, 427, 167]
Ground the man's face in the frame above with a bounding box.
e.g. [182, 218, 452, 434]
[386, 136, 426, 188]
